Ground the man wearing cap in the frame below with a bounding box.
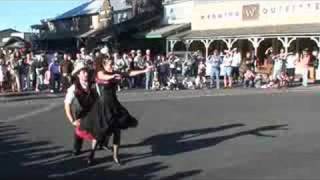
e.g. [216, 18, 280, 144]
[64, 62, 97, 157]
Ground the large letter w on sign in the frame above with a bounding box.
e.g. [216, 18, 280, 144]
[242, 4, 260, 21]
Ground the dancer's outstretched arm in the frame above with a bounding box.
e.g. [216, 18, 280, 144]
[128, 66, 153, 77]
[97, 71, 120, 81]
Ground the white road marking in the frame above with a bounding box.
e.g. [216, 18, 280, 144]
[0, 102, 61, 123]
[48, 166, 99, 178]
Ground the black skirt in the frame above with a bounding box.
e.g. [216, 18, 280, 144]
[97, 84, 138, 130]
[79, 84, 138, 141]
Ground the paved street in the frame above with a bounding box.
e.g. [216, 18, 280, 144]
[1, 89, 320, 180]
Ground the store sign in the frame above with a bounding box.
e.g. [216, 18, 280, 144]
[192, 0, 320, 30]
[242, 4, 259, 21]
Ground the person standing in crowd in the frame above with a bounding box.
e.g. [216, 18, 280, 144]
[310, 50, 318, 84]
[272, 48, 287, 81]
[128, 50, 136, 88]
[61, 53, 74, 92]
[144, 51, 154, 90]
[244, 51, 255, 71]
[80, 48, 91, 62]
[74, 53, 83, 65]
[19, 55, 30, 91]
[81, 48, 95, 83]
[286, 52, 298, 87]
[113, 52, 127, 91]
[167, 52, 178, 78]
[9, 51, 22, 92]
[130, 50, 136, 60]
[49, 57, 61, 93]
[0, 57, 6, 93]
[299, 48, 311, 87]
[84, 55, 154, 165]
[134, 50, 145, 88]
[64, 62, 98, 162]
[24, 52, 35, 90]
[122, 53, 132, 89]
[100, 46, 110, 58]
[195, 59, 206, 89]
[30, 52, 37, 90]
[207, 49, 222, 89]
[34, 54, 48, 92]
[222, 51, 233, 89]
[158, 55, 169, 88]
[231, 48, 241, 84]
[145, 49, 152, 60]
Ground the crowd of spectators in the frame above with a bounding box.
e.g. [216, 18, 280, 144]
[0, 45, 318, 94]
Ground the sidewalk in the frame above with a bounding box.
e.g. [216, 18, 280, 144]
[1, 85, 320, 103]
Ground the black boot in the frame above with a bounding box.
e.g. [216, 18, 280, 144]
[72, 133, 83, 156]
[87, 142, 98, 166]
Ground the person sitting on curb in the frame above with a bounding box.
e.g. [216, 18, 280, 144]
[243, 69, 255, 88]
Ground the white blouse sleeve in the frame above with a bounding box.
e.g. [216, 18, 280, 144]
[64, 85, 76, 105]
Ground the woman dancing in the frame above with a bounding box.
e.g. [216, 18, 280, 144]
[81, 55, 153, 165]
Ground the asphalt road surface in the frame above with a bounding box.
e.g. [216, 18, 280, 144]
[0, 90, 320, 180]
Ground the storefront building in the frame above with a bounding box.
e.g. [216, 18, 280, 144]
[167, 0, 320, 61]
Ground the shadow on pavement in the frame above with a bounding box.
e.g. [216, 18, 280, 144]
[120, 124, 288, 163]
[0, 123, 202, 180]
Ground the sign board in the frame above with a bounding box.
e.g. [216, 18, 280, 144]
[192, 0, 320, 30]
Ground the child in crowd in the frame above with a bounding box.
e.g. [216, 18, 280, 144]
[243, 69, 255, 88]
[195, 60, 206, 89]
[151, 71, 160, 91]
[182, 77, 196, 90]
[254, 74, 263, 88]
[167, 75, 179, 90]
[276, 71, 289, 88]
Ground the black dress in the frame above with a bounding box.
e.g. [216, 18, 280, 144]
[80, 71, 138, 141]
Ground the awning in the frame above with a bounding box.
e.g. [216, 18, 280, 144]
[6, 41, 25, 49]
[167, 23, 320, 40]
[142, 23, 191, 39]
[101, 35, 112, 42]
[77, 29, 99, 38]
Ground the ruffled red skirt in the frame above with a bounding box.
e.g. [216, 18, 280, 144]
[75, 126, 95, 141]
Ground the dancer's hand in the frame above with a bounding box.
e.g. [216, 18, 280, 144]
[113, 74, 122, 80]
[145, 65, 154, 72]
[73, 119, 80, 127]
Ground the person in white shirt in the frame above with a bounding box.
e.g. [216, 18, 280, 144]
[222, 51, 233, 88]
[286, 52, 298, 86]
[207, 49, 222, 89]
[231, 48, 242, 84]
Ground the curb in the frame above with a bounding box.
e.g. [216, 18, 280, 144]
[0, 94, 65, 103]
[0, 86, 319, 103]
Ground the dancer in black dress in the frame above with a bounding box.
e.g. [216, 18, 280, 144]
[82, 55, 153, 165]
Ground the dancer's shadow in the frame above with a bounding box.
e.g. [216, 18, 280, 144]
[121, 123, 288, 163]
[0, 122, 203, 180]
